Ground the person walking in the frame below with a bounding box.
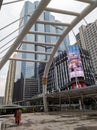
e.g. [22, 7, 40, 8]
[15, 108, 22, 125]
[14, 109, 17, 124]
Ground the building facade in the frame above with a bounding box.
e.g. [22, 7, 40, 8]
[38, 44, 95, 93]
[76, 20, 97, 75]
[23, 78, 38, 99]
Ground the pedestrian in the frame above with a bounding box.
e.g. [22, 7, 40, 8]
[14, 109, 17, 124]
[15, 108, 22, 125]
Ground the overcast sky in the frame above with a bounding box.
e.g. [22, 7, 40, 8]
[0, 0, 97, 96]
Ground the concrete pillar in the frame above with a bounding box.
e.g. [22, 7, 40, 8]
[79, 99, 82, 110]
[42, 77, 48, 112]
[80, 95, 85, 110]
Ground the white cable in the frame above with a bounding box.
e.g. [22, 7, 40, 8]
[0, 25, 24, 42]
[0, 16, 25, 31]
[0, 36, 17, 49]
[2, 0, 24, 5]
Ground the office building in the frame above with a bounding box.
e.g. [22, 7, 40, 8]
[13, 74, 24, 102]
[14, 1, 70, 101]
[24, 78, 38, 99]
[76, 20, 97, 75]
[16, 0, 70, 80]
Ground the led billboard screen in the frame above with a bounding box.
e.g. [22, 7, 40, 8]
[67, 45, 84, 79]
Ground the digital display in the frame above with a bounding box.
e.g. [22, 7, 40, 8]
[67, 45, 84, 79]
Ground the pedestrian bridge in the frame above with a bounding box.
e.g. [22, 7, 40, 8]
[0, 0, 97, 112]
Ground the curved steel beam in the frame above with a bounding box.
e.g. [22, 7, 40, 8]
[42, 0, 97, 112]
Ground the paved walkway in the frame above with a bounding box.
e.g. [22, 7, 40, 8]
[1, 111, 97, 130]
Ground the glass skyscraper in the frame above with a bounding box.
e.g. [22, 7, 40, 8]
[15, 0, 70, 81]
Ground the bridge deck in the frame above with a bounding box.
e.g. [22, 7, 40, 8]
[1, 111, 97, 130]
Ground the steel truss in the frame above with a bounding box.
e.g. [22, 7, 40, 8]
[0, 0, 97, 112]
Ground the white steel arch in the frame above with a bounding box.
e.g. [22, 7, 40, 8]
[42, 0, 97, 112]
[0, 0, 97, 112]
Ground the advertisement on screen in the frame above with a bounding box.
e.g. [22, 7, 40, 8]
[67, 45, 84, 79]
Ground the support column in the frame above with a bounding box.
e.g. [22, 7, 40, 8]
[81, 95, 85, 110]
[79, 99, 82, 110]
[42, 77, 48, 112]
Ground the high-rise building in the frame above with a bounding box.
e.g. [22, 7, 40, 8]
[76, 20, 97, 75]
[15, 1, 70, 80]
[14, 1, 70, 101]
[4, 54, 16, 105]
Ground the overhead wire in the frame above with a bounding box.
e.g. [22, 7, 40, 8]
[0, 13, 32, 51]
[0, 16, 26, 31]
[0, 11, 34, 59]
[0, 36, 17, 50]
[0, 44, 13, 54]
[2, 0, 24, 5]
[0, 25, 24, 42]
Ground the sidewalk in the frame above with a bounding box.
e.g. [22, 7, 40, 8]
[1, 111, 97, 130]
